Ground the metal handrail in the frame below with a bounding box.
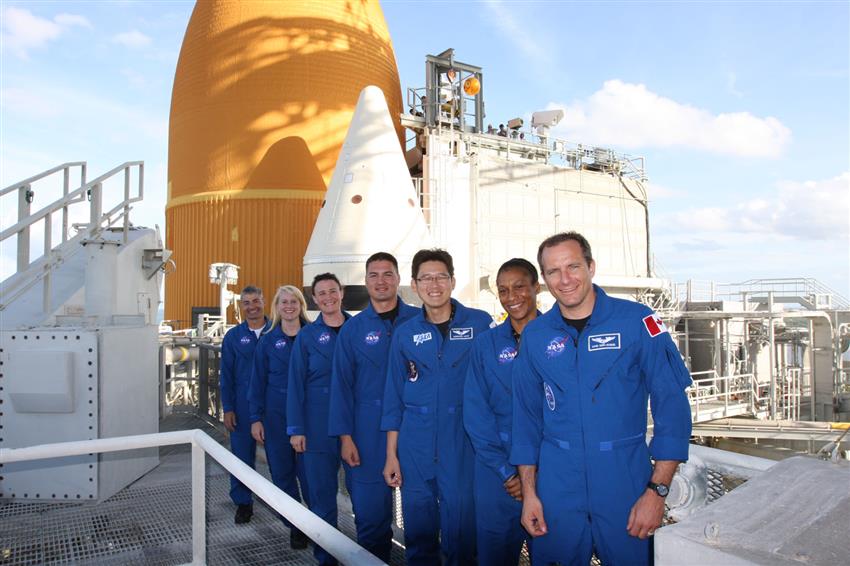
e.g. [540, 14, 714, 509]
[0, 161, 86, 197]
[0, 430, 384, 566]
[688, 371, 757, 421]
[1, 161, 144, 314]
[0, 161, 143, 243]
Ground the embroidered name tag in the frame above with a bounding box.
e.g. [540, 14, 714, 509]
[449, 327, 473, 340]
[588, 333, 621, 351]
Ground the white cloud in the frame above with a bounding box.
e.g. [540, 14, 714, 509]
[120, 68, 148, 88]
[645, 181, 680, 200]
[726, 72, 744, 98]
[112, 30, 152, 48]
[661, 172, 849, 241]
[549, 80, 791, 158]
[1, 7, 91, 59]
[54, 13, 93, 29]
[483, 1, 548, 63]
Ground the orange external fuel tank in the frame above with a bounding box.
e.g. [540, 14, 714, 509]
[165, 0, 403, 326]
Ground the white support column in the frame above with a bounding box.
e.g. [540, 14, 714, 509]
[191, 441, 206, 566]
[43, 211, 52, 313]
[17, 183, 31, 272]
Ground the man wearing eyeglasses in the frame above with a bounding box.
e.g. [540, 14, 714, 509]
[329, 252, 418, 562]
[381, 249, 493, 566]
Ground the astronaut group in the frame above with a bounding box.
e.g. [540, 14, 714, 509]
[220, 232, 691, 566]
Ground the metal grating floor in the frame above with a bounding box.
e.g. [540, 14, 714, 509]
[0, 412, 407, 565]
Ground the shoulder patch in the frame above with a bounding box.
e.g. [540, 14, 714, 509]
[642, 314, 668, 337]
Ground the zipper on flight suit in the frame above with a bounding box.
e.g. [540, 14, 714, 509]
[572, 320, 596, 525]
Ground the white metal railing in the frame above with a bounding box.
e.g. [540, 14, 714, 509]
[688, 371, 758, 421]
[678, 277, 849, 311]
[0, 161, 144, 314]
[0, 430, 384, 566]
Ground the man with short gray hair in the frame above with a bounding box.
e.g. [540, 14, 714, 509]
[221, 285, 268, 524]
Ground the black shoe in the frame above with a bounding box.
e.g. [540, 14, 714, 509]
[290, 528, 309, 550]
[234, 504, 253, 524]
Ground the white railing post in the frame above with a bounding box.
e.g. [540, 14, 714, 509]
[89, 182, 103, 230]
[191, 440, 207, 565]
[62, 167, 70, 242]
[43, 211, 52, 313]
[123, 167, 131, 243]
[17, 183, 32, 271]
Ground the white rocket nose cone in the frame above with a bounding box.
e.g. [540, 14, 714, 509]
[303, 86, 433, 290]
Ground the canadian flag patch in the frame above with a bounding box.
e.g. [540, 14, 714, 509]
[642, 314, 668, 337]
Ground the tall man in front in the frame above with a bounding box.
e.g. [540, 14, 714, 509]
[382, 249, 493, 566]
[329, 252, 418, 562]
[512, 232, 692, 565]
[220, 285, 269, 524]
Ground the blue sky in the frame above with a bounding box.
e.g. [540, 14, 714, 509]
[2, 0, 848, 297]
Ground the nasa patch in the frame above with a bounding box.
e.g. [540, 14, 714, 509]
[588, 333, 620, 351]
[407, 360, 419, 382]
[317, 331, 331, 345]
[364, 331, 381, 346]
[240, 335, 252, 345]
[545, 336, 568, 358]
[544, 382, 556, 411]
[497, 346, 518, 364]
[274, 339, 287, 350]
[449, 327, 474, 340]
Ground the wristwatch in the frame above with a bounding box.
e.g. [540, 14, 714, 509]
[647, 481, 669, 498]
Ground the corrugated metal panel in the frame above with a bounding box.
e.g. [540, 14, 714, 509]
[164, 195, 322, 327]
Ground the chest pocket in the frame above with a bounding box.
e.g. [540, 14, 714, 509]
[236, 337, 255, 361]
[585, 339, 640, 392]
[353, 330, 390, 367]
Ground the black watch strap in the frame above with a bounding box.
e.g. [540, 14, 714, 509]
[647, 481, 669, 497]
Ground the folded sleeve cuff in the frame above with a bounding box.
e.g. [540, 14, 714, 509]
[649, 435, 690, 462]
[497, 463, 518, 482]
[509, 443, 539, 466]
[380, 416, 401, 432]
[286, 426, 304, 436]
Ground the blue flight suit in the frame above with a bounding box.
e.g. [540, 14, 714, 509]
[248, 324, 310, 526]
[464, 318, 536, 566]
[511, 286, 692, 566]
[381, 299, 493, 566]
[329, 299, 418, 562]
[287, 312, 351, 566]
[220, 319, 269, 507]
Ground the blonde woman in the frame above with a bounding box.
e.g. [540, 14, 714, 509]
[248, 285, 310, 549]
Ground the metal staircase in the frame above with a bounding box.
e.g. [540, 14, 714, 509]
[1, 162, 146, 320]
